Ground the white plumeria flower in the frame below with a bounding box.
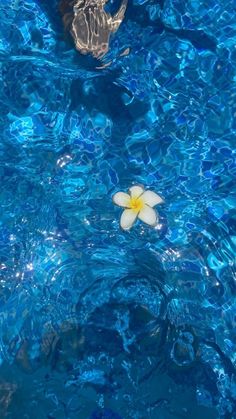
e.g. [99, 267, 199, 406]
[112, 185, 164, 230]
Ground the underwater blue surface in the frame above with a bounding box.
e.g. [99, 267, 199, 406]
[0, 0, 236, 417]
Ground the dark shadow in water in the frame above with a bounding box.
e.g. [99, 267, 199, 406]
[37, 0, 63, 33]
[165, 26, 216, 52]
[70, 74, 149, 120]
[126, 5, 217, 52]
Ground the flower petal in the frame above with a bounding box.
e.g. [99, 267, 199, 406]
[129, 185, 144, 198]
[141, 190, 164, 207]
[113, 192, 131, 208]
[138, 205, 158, 226]
[120, 209, 137, 230]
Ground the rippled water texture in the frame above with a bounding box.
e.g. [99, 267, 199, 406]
[0, 0, 236, 418]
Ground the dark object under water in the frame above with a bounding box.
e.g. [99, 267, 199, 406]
[90, 408, 123, 419]
[59, 0, 128, 58]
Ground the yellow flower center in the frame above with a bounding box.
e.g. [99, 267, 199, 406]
[129, 196, 145, 212]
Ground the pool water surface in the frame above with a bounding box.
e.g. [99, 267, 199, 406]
[0, 0, 236, 418]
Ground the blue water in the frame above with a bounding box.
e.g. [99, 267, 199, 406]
[0, 0, 236, 417]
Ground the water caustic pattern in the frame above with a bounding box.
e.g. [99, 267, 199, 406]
[0, 0, 236, 418]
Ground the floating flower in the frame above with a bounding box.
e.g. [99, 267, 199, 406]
[112, 185, 164, 230]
